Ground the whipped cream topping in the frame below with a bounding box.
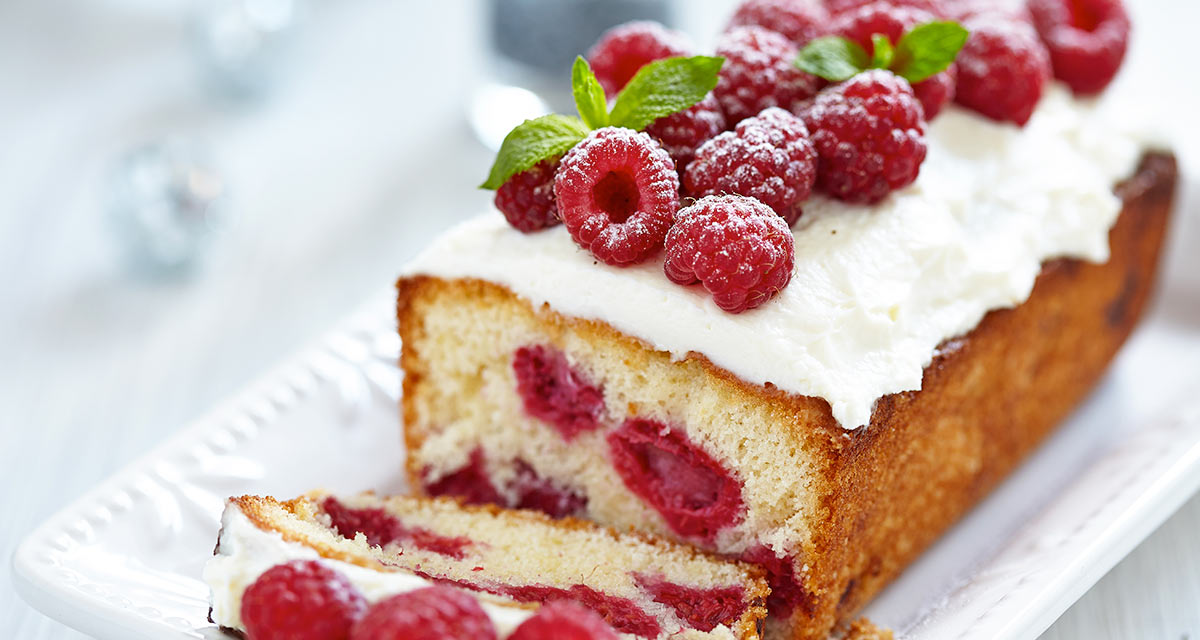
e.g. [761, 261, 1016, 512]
[204, 505, 532, 634]
[407, 86, 1149, 429]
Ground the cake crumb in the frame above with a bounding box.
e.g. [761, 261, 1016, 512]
[842, 617, 894, 640]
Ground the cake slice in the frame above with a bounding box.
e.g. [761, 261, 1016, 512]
[205, 491, 769, 639]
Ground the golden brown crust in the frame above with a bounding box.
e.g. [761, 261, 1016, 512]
[397, 153, 1177, 638]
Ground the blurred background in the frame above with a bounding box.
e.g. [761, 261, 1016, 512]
[1, 0, 1196, 638]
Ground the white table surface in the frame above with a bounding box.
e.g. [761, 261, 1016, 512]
[2, 1, 1196, 638]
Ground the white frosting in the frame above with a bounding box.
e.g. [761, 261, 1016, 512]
[203, 506, 532, 634]
[407, 86, 1150, 429]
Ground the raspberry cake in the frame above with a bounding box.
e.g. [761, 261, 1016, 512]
[397, 1, 1177, 637]
[205, 492, 768, 639]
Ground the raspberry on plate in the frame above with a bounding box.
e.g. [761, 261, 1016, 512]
[644, 93, 727, 176]
[725, 0, 830, 47]
[349, 586, 496, 640]
[587, 21, 694, 96]
[1027, 0, 1129, 95]
[683, 107, 816, 226]
[830, 2, 957, 119]
[508, 601, 620, 640]
[554, 127, 680, 267]
[954, 17, 1051, 125]
[799, 69, 927, 203]
[494, 158, 560, 233]
[664, 195, 795, 313]
[714, 26, 821, 125]
[240, 560, 367, 640]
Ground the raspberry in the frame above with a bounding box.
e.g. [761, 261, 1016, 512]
[826, 0, 945, 15]
[607, 417, 745, 541]
[726, 0, 830, 47]
[634, 575, 746, 632]
[664, 195, 795, 313]
[942, 0, 1032, 23]
[912, 63, 956, 120]
[513, 344, 605, 440]
[554, 128, 680, 267]
[511, 459, 588, 518]
[508, 602, 620, 640]
[1027, 0, 1129, 95]
[241, 560, 366, 640]
[587, 21, 694, 96]
[741, 546, 812, 618]
[799, 69, 927, 203]
[499, 584, 661, 637]
[422, 448, 503, 505]
[643, 94, 726, 176]
[683, 108, 816, 226]
[495, 159, 559, 233]
[830, 2, 957, 119]
[321, 496, 472, 559]
[954, 18, 1050, 125]
[714, 26, 821, 125]
[349, 586, 496, 640]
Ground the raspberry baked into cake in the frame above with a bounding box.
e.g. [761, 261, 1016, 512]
[397, 0, 1177, 638]
[206, 492, 768, 639]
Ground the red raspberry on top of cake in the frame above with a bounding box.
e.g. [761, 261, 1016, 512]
[714, 26, 821, 125]
[830, 2, 958, 119]
[725, 0, 830, 47]
[665, 195, 796, 314]
[205, 492, 769, 639]
[1027, 0, 1130, 95]
[643, 93, 727, 177]
[493, 158, 561, 234]
[826, 0, 945, 16]
[683, 107, 817, 226]
[799, 69, 927, 203]
[953, 16, 1051, 125]
[587, 21, 694, 96]
[554, 127, 680, 267]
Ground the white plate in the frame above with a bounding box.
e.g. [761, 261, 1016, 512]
[12, 196, 1200, 639]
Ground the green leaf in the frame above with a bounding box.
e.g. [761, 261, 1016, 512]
[572, 56, 609, 129]
[795, 36, 870, 82]
[608, 55, 724, 132]
[871, 33, 895, 69]
[893, 21, 969, 83]
[480, 115, 589, 190]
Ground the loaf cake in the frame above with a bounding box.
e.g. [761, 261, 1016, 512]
[205, 491, 769, 639]
[397, 9, 1176, 637]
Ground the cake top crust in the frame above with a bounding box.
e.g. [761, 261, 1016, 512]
[407, 87, 1149, 429]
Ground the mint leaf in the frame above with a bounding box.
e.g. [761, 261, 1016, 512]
[871, 34, 895, 69]
[893, 21, 969, 83]
[796, 36, 870, 82]
[480, 115, 588, 190]
[572, 56, 609, 129]
[608, 55, 723, 132]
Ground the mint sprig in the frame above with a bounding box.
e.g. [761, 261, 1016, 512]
[479, 115, 590, 190]
[572, 56, 609, 129]
[608, 55, 724, 131]
[892, 21, 969, 83]
[482, 56, 723, 190]
[796, 20, 968, 84]
[795, 36, 869, 83]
